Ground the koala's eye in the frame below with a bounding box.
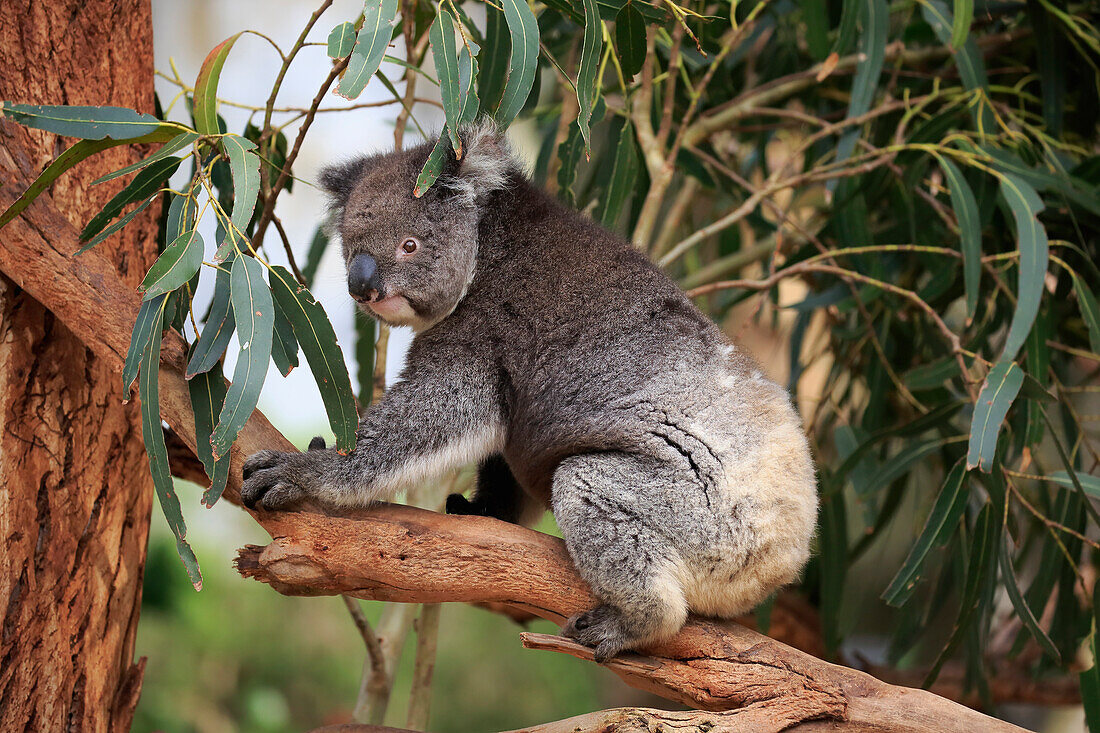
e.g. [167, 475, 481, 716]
[400, 238, 419, 254]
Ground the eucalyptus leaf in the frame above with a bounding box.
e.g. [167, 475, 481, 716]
[80, 155, 183, 241]
[193, 33, 243, 136]
[210, 256, 274, 459]
[997, 172, 1049, 363]
[75, 196, 156, 255]
[337, 0, 401, 99]
[188, 363, 231, 506]
[883, 461, 969, 606]
[137, 293, 203, 588]
[328, 21, 357, 59]
[140, 229, 204, 300]
[0, 102, 164, 140]
[495, 0, 540, 128]
[576, 0, 603, 154]
[614, 4, 646, 80]
[269, 266, 359, 451]
[186, 257, 237, 378]
[967, 361, 1024, 473]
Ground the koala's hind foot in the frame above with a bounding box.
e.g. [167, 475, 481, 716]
[552, 452, 689, 663]
[447, 454, 539, 525]
[561, 605, 642, 662]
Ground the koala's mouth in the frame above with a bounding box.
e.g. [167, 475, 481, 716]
[366, 293, 416, 321]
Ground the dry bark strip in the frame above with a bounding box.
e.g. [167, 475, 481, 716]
[0, 126, 1030, 733]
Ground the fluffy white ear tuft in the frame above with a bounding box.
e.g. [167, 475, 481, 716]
[439, 118, 517, 206]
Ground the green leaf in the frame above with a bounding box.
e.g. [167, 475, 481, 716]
[268, 266, 358, 452]
[1000, 540, 1061, 663]
[800, 0, 830, 59]
[925, 502, 998, 685]
[186, 258, 236, 378]
[599, 120, 640, 229]
[614, 4, 646, 79]
[833, 0, 887, 167]
[495, 0, 540, 128]
[556, 121, 584, 208]
[1027, 0, 1065, 137]
[413, 133, 450, 197]
[922, 1, 995, 132]
[903, 357, 960, 391]
[328, 21, 357, 58]
[193, 33, 244, 136]
[188, 363, 231, 507]
[124, 295, 166, 399]
[337, 0, 401, 100]
[1071, 272, 1100, 354]
[833, 0, 859, 54]
[1040, 409, 1100, 527]
[210, 256, 274, 459]
[431, 7, 465, 156]
[140, 229, 204, 300]
[478, 4, 510, 115]
[997, 172, 1049, 363]
[301, 227, 329, 288]
[166, 191, 198, 241]
[950, 0, 972, 49]
[271, 292, 300, 377]
[935, 155, 981, 322]
[883, 460, 969, 606]
[1046, 472, 1100, 499]
[0, 127, 177, 230]
[75, 195, 156, 255]
[355, 311, 377, 407]
[458, 38, 480, 126]
[857, 438, 942, 495]
[217, 134, 260, 261]
[576, 0, 603, 154]
[967, 361, 1024, 473]
[818, 492, 848, 655]
[137, 293, 203, 588]
[0, 102, 164, 140]
[91, 132, 199, 185]
[80, 155, 183, 241]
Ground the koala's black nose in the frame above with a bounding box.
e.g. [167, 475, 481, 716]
[348, 253, 382, 302]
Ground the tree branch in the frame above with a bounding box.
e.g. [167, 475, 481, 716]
[0, 169, 1035, 733]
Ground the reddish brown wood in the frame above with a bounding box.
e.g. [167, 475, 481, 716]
[0, 1, 158, 729]
[234, 506, 1026, 733]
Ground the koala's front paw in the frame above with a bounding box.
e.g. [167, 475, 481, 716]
[241, 450, 310, 511]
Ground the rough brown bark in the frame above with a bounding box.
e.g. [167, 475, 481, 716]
[0, 1, 158, 730]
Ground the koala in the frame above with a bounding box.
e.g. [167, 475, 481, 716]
[241, 120, 818, 662]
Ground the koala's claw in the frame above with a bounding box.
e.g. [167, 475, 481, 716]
[240, 450, 306, 511]
[561, 605, 630, 663]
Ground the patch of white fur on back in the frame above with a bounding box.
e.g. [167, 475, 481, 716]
[439, 119, 516, 206]
[363, 420, 505, 501]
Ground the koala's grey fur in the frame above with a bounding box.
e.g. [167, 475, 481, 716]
[242, 120, 819, 662]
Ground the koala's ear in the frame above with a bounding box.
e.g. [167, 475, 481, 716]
[439, 119, 515, 205]
[318, 156, 370, 211]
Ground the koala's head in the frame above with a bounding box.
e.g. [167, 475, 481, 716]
[320, 120, 515, 331]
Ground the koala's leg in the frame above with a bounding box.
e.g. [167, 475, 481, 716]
[446, 454, 542, 524]
[552, 452, 689, 663]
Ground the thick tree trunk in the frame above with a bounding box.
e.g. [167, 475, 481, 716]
[0, 1, 158, 730]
